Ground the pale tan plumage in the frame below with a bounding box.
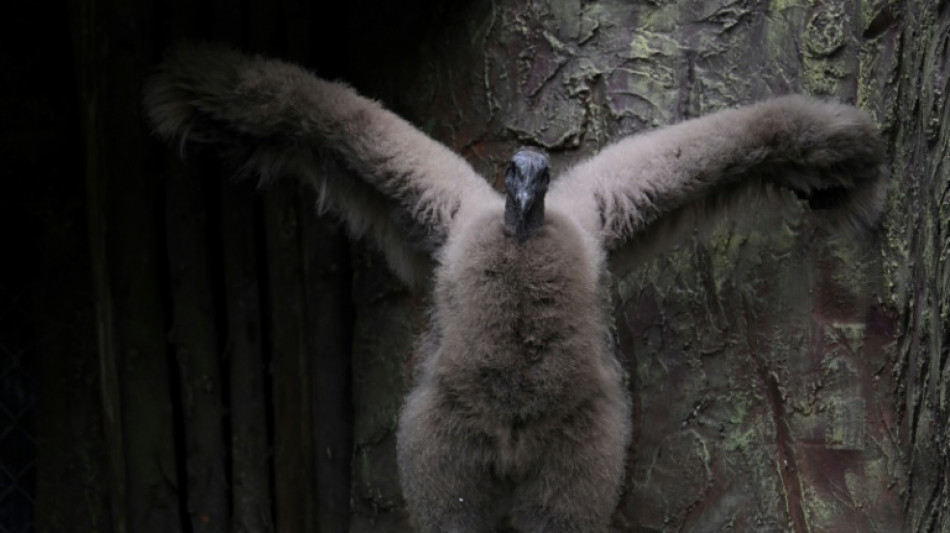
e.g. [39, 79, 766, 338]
[145, 43, 886, 532]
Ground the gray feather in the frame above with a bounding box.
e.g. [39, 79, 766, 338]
[144, 42, 497, 289]
[549, 95, 887, 250]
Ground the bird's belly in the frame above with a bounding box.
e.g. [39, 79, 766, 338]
[422, 318, 619, 479]
[433, 310, 608, 425]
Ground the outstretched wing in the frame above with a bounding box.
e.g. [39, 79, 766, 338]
[547, 96, 886, 251]
[144, 43, 499, 289]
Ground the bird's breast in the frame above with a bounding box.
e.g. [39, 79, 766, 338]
[430, 208, 609, 422]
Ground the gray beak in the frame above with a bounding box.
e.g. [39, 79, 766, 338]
[514, 187, 535, 243]
[517, 189, 532, 214]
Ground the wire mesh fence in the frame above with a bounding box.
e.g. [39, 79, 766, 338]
[0, 294, 35, 533]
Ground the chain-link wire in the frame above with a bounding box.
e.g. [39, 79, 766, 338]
[0, 292, 35, 533]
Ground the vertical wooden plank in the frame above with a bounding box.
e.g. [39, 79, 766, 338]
[70, 1, 127, 531]
[154, 2, 231, 530]
[279, 6, 354, 531]
[299, 189, 354, 533]
[109, 78, 183, 533]
[244, 2, 318, 530]
[221, 178, 274, 533]
[199, 2, 278, 530]
[164, 156, 230, 532]
[261, 181, 317, 533]
[26, 3, 111, 530]
[73, 0, 183, 529]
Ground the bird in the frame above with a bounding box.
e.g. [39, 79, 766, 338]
[144, 42, 886, 532]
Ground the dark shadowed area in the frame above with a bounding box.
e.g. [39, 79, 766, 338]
[2, 0, 948, 532]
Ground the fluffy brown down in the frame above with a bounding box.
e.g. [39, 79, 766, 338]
[144, 43, 886, 532]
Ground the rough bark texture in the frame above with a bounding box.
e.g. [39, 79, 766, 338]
[10, 0, 948, 532]
[886, 2, 950, 530]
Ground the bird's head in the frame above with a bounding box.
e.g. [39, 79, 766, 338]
[504, 149, 550, 244]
